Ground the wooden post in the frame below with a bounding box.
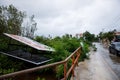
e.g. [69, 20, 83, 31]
[64, 62, 67, 80]
[76, 51, 79, 66]
[72, 56, 75, 77]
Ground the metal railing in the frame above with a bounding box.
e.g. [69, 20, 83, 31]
[0, 47, 82, 80]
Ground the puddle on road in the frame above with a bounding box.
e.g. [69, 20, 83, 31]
[109, 55, 120, 63]
[109, 54, 120, 78]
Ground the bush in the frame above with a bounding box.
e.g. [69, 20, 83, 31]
[56, 64, 64, 79]
[92, 44, 97, 51]
[0, 54, 23, 75]
[79, 41, 90, 61]
[36, 77, 45, 80]
[35, 34, 91, 79]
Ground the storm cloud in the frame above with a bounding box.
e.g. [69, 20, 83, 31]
[1, 0, 120, 37]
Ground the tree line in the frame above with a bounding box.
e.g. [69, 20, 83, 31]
[0, 5, 37, 38]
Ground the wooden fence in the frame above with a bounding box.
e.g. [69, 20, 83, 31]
[0, 47, 82, 80]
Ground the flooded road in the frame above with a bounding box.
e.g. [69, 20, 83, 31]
[71, 43, 120, 80]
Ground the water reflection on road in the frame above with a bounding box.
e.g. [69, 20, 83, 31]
[96, 43, 120, 79]
[71, 43, 120, 80]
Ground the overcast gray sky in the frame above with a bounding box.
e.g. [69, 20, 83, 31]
[1, 0, 120, 37]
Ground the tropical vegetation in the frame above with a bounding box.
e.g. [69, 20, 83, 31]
[0, 4, 114, 80]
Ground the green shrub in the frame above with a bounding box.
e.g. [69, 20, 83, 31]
[36, 77, 45, 80]
[79, 41, 90, 61]
[56, 64, 64, 79]
[92, 44, 97, 51]
[35, 35, 91, 79]
[0, 54, 23, 75]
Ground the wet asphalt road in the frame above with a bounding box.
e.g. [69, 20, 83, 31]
[71, 43, 120, 80]
[96, 43, 120, 79]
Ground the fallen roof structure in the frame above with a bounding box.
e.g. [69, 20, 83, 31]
[0, 33, 55, 65]
[4, 33, 55, 52]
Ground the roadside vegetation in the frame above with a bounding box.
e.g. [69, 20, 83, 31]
[98, 30, 115, 42]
